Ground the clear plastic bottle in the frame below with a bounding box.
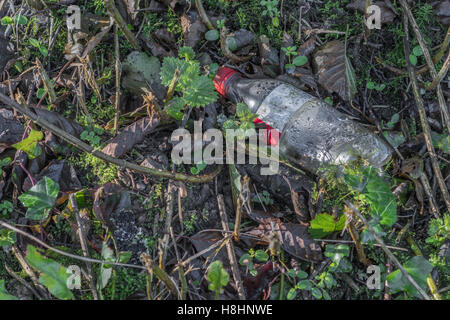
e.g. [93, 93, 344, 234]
[213, 67, 393, 174]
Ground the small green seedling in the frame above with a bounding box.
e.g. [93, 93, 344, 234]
[29, 38, 48, 57]
[239, 248, 269, 276]
[261, 0, 280, 27]
[207, 260, 230, 299]
[190, 161, 207, 175]
[80, 126, 104, 147]
[366, 81, 386, 91]
[281, 46, 308, 70]
[0, 157, 11, 176]
[409, 45, 423, 66]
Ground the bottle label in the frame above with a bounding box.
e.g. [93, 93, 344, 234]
[255, 84, 315, 132]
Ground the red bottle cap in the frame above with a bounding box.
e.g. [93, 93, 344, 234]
[213, 67, 239, 97]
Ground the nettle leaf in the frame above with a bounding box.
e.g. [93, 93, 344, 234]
[12, 130, 43, 159]
[184, 75, 218, 107]
[0, 229, 17, 246]
[166, 97, 186, 120]
[0, 280, 18, 300]
[18, 177, 59, 221]
[207, 260, 229, 294]
[387, 256, 432, 298]
[26, 245, 74, 300]
[178, 46, 195, 60]
[160, 57, 191, 88]
[309, 213, 346, 238]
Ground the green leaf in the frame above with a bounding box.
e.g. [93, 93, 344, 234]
[386, 256, 433, 298]
[26, 245, 74, 300]
[296, 270, 308, 279]
[1, 16, 13, 25]
[366, 81, 376, 90]
[225, 37, 237, 51]
[324, 244, 350, 267]
[178, 46, 195, 60]
[311, 287, 322, 299]
[160, 57, 191, 88]
[36, 87, 46, 99]
[97, 242, 115, 290]
[344, 55, 357, 101]
[207, 260, 229, 294]
[239, 253, 253, 268]
[205, 29, 219, 41]
[285, 63, 295, 70]
[309, 213, 346, 238]
[18, 176, 59, 221]
[287, 288, 297, 300]
[0, 280, 18, 300]
[184, 75, 218, 107]
[297, 279, 312, 290]
[39, 46, 48, 57]
[166, 97, 186, 121]
[412, 46, 423, 57]
[365, 170, 397, 227]
[16, 14, 28, 25]
[254, 250, 269, 262]
[292, 55, 308, 67]
[12, 130, 43, 159]
[29, 38, 40, 48]
[409, 54, 418, 66]
[0, 229, 16, 246]
[431, 132, 450, 154]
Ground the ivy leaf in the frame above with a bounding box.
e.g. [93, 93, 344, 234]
[0, 280, 18, 300]
[311, 287, 323, 299]
[309, 213, 346, 238]
[431, 132, 450, 154]
[184, 75, 218, 107]
[297, 279, 312, 290]
[18, 177, 59, 221]
[26, 245, 74, 300]
[12, 130, 43, 159]
[207, 260, 229, 294]
[287, 288, 297, 300]
[386, 256, 432, 298]
[412, 46, 423, 57]
[0, 229, 16, 247]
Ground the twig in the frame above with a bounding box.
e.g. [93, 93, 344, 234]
[113, 24, 121, 136]
[69, 194, 98, 300]
[160, 182, 175, 269]
[401, 10, 450, 213]
[195, 0, 214, 30]
[4, 264, 44, 300]
[426, 51, 450, 91]
[346, 202, 431, 300]
[433, 26, 450, 65]
[315, 239, 409, 252]
[11, 244, 51, 299]
[105, 0, 141, 50]
[141, 253, 180, 299]
[400, 0, 450, 133]
[217, 194, 246, 300]
[345, 207, 371, 267]
[0, 220, 146, 270]
[170, 227, 187, 300]
[419, 172, 440, 219]
[0, 91, 222, 183]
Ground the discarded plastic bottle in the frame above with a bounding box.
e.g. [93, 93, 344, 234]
[213, 67, 393, 174]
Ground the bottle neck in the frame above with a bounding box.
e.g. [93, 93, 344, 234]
[226, 76, 282, 113]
